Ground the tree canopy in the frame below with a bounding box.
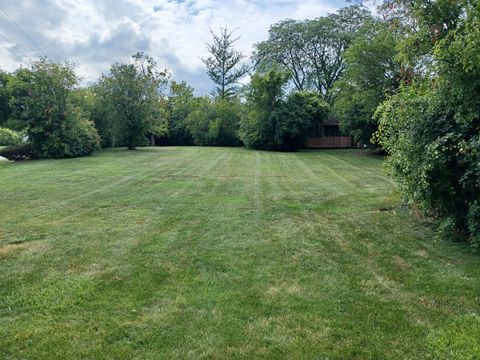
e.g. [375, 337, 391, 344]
[202, 27, 249, 99]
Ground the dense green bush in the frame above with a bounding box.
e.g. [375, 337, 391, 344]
[34, 115, 101, 158]
[240, 69, 328, 151]
[0, 143, 32, 161]
[186, 98, 241, 146]
[0, 127, 22, 146]
[280, 91, 328, 151]
[240, 69, 289, 150]
[8, 59, 101, 158]
[158, 81, 195, 146]
[376, 3, 480, 246]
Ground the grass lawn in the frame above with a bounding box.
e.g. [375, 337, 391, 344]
[1, 147, 479, 359]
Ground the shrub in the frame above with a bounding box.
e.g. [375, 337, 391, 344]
[240, 69, 328, 151]
[278, 91, 328, 151]
[240, 69, 290, 151]
[374, 3, 480, 246]
[0, 128, 22, 146]
[0, 143, 32, 161]
[186, 97, 241, 146]
[8, 59, 101, 158]
[34, 115, 101, 158]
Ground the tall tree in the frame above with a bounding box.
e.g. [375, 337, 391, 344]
[240, 68, 290, 150]
[253, 19, 308, 91]
[98, 52, 168, 150]
[304, 5, 371, 101]
[7, 59, 100, 158]
[253, 5, 371, 101]
[160, 81, 196, 145]
[202, 27, 249, 99]
[0, 70, 11, 127]
[334, 19, 401, 144]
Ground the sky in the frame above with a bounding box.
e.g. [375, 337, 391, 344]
[0, 0, 372, 95]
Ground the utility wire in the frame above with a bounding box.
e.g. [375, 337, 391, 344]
[0, 42, 23, 62]
[0, 4, 50, 60]
[0, 31, 27, 60]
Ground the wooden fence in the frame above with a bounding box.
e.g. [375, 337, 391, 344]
[306, 136, 353, 148]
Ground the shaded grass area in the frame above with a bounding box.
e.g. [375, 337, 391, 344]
[1, 147, 479, 359]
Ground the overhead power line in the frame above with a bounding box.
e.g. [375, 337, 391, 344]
[0, 31, 28, 60]
[0, 4, 50, 60]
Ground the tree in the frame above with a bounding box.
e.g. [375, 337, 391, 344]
[202, 27, 249, 99]
[159, 81, 196, 146]
[240, 68, 290, 150]
[209, 98, 241, 146]
[0, 70, 11, 127]
[279, 91, 329, 151]
[240, 68, 327, 151]
[334, 19, 400, 145]
[253, 5, 371, 101]
[98, 52, 168, 150]
[89, 83, 118, 147]
[186, 97, 241, 146]
[7, 59, 100, 158]
[253, 19, 308, 91]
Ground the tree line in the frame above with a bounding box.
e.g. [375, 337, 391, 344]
[0, 1, 479, 246]
[0, 5, 371, 158]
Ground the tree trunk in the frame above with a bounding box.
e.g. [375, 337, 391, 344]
[150, 134, 156, 146]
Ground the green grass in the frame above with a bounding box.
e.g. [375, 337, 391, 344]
[1, 147, 479, 359]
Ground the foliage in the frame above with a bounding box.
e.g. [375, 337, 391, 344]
[186, 97, 241, 146]
[253, 5, 371, 101]
[0, 127, 22, 146]
[0, 70, 11, 127]
[7, 59, 100, 158]
[334, 19, 400, 145]
[1, 69, 30, 131]
[0, 143, 32, 160]
[279, 91, 329, 151]
[97, 52, 168, 150]
[158, 81, 196, 146]
[375, 0, 480, 245]
[379, 0, 464, 71]
[253, 19, 308, 92]
[241, 69, 327, 151]
[202, 27, 249, 99]
[240, 68, 290, 150]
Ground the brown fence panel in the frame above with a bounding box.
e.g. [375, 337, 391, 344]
[306, 136, 353, 148]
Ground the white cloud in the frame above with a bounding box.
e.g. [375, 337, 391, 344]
[0, 0, 354, 94]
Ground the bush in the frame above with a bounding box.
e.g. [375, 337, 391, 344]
[8, 59, 101, 158]
[376, 85, 480, 245]
[0, 143, 32, 161]
[0, 128, 22, 146]
[34, 116, 101, 158]
[240, 69, 289, 151]
[64, 118, 101, 157]
[278, 91, 328, 151]
[240, 69, 328, 151]
[375, 5, 480, 246]
[186, 98, 241, 146]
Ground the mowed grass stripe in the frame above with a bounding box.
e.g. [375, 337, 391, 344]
[1, 147, 479, 359]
